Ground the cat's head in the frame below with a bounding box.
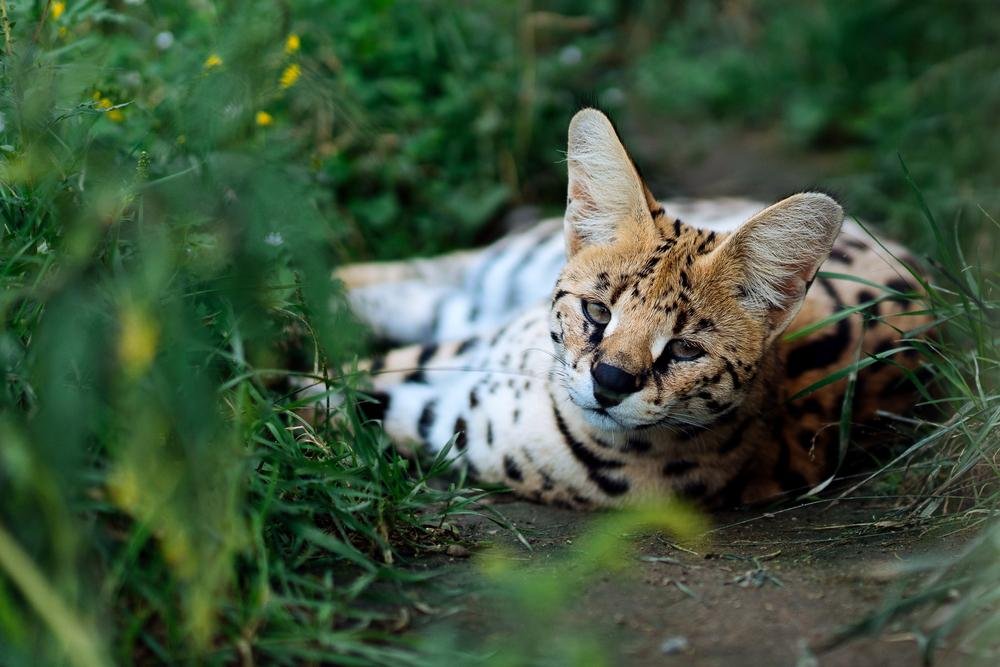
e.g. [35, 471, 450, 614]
[549, 108, 843, 432]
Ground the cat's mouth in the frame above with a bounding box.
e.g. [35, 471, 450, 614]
[579, 404, 632, 430]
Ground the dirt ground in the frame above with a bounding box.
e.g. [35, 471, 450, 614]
[401, 498, 967, 666]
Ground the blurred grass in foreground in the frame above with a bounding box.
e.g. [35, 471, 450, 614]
[0, 1, 501, 663]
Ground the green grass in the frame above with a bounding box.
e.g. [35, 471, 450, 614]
[1, 1, 997, 665]
[816, 180, 999, 665]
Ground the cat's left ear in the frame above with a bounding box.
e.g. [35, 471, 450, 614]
[708, 192, 844, 343]
[564, 108, 662, 256]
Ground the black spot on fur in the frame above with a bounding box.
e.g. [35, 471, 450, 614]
[609, 280, 628, 305]
[404, 345, 438, 384]
[417, 344, 438, 365]
[637, 254, 660, 278]
[587, 326, 604, 350]
[873, 338, 898, 358]
[796, 429, 815, 451]
[403, 370, 427, 384]
[418, 400, 438, 442]
[857, 289, 881, 329]
[486, 420, 494, 447]
[626, 437, 651, 453]
[717, 421, 747, 454]
[705, 399, 732, 414]
[722, 359, 743, 390]
[886, 278, 915, 304]
[469, 388, 479, 409]
[695, 232, 717, 255]
[785, 278, 852, 379]
[453, 417, 468, 450]
[829, 248, 852, 264]
[503, 455, 523, 482]
[657, 239, 677, 253]
[663, 459, 698, 476]
[456, 337, 478, 355]
[672, 309, 689, 335]
[358, 391, 390, 422]
[489, 322, 510, 346]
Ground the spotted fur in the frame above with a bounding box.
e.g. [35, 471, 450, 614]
[325, 109, 929, 508]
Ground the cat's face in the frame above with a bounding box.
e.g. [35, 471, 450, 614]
[550, 109, 842, 431]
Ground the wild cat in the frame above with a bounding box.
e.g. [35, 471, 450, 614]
[327, 109, 926, 508]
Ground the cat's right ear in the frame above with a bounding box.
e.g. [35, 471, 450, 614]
[564, 108, 660, 256]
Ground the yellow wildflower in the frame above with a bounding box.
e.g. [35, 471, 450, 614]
[96, 97, 124, 122]
[119, 306, 159, 377]
[52, 1, 66, 21]
[203, 53, 223, 70]
[285, 33, 300, 54]
[255, 111, 273, 126]
[92, 90, 102, 101]
[279, 63, 301, 88]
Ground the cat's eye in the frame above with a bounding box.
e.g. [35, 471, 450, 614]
[582, 300, 612, 326]
[669, 339, 704, 361]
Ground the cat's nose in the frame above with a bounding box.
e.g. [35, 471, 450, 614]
[591, 362, 642, 407]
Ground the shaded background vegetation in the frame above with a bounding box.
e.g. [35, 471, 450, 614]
[0, 0, 996, 665]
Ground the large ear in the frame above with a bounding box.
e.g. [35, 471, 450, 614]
[709, 192, 844, 342]
[564, 108, 660, 255]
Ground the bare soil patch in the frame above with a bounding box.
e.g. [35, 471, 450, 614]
[404, 499, 964, 666]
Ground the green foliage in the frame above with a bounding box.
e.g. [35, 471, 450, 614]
[816, 175, 999, 663]
[632, 0, 1000, 248]
[0, 1, 491, 664]
[261, 0, 628, 259]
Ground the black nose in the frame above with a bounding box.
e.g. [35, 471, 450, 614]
[591, 362, 642, 407]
